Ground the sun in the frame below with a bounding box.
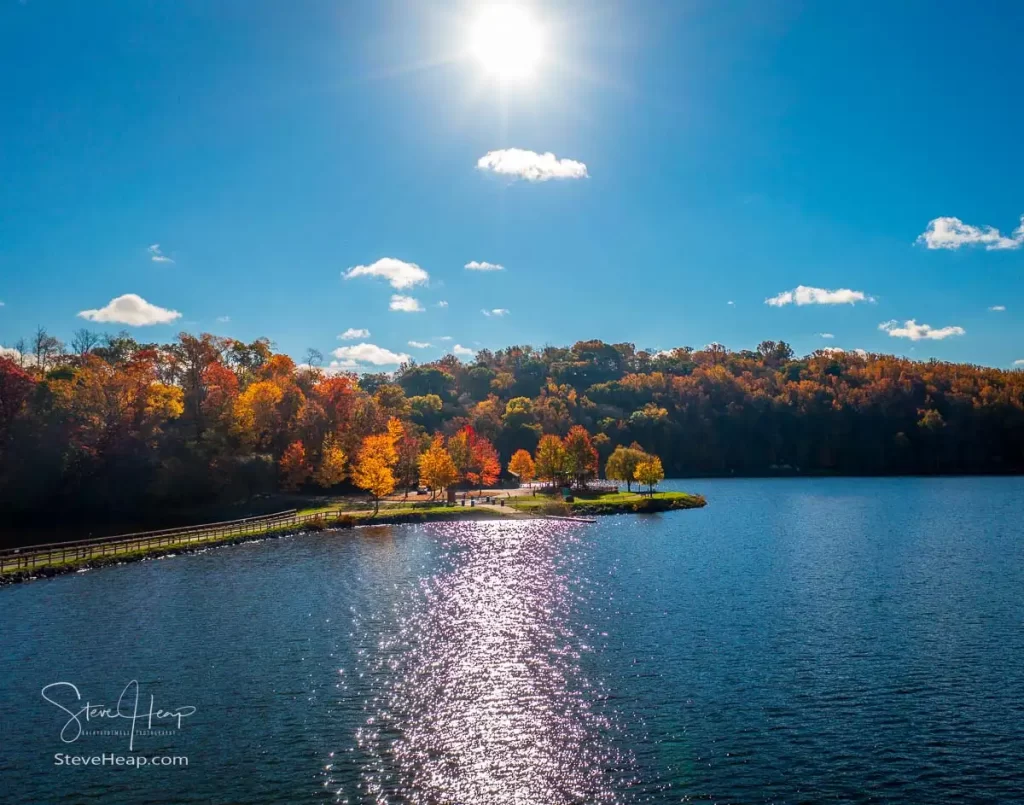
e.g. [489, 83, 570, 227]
[470, 5, 544, 82]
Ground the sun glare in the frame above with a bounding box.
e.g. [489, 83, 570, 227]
[470, 5, 544, 81]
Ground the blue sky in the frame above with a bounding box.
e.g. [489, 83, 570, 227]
[1, 0, 1022, 370]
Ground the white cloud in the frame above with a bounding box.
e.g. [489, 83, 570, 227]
[726, 300, 735, 306]
[766, 286, 874, 307]
[1015, 359, 1024, 367]
[453, 344, 475, 357]
[878, 319, 965, 341]
[482, 308, 509, 317]
[465, 260, 505, 271]
[0, 346, 22, 361]
[438, 335, 453, 341]
[476, 148, 588, 182]
[917, 216, 1024, 250]
[332, 343, 410, 366]
[340, 327, 370, 340]
[390, 294, 424, 312]
[148, 244, 174, 264]
[989, 305, 1006, 312]
[436, 300, 448, 308]
[821, 346, 868, 358]
[216, 315, 231, 323]
[408, 340, 432, 348]
[344, 257, 428, 289]
[819, 333, 835, 339]
[78, 294, 182, 326]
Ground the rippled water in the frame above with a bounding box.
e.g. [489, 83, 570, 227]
[2, 478, 1024, 803]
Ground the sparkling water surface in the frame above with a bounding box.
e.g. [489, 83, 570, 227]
[2, 477, 1023, 804]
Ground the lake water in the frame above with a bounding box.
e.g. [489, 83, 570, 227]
[2, 478, 1024, 803]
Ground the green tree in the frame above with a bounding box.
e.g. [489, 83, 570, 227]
[605, 444, 647, 492]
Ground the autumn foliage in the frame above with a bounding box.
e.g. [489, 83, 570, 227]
[3, 330, 1024, 529]
[507, 449, 535, 484]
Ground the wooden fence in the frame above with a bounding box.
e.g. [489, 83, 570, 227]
[0, 509, 313, 574]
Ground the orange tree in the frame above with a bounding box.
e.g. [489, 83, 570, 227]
[507, 449, 535, 485]
[279, 440, 310, 491]
[563, 425, 598, 490]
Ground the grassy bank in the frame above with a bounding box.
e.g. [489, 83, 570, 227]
[508, 490, 707, 515]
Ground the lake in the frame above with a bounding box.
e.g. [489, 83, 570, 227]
[2, 477, 1023, 803]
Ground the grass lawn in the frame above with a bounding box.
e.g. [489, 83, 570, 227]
[509, 489, 706, 514]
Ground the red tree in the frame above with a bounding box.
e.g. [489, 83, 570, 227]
[0, 357, 36, 448]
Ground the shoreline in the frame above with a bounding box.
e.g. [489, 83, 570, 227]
[0, 493, 706, 586]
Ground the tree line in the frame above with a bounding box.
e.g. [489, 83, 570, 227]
[1, 330, 1022, 523]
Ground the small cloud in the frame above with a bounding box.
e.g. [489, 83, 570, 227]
[465, 260, 505, 271]
[819, 333, 835, 339]
[78, 294, 182, 326]
[1015, 359, 1024, 366]
[482, 308, 509, 317]
[340, 327, 370, 340]
[766, 286, 874, 306]
[476, 148, 588, 182]
[878, 319, 965, 341]
[917, 216, 1024, 250]
[438, 335, 453, 341]
[148, 244, 174, 264]
[821, 346, 868, 358]
[332, 343, 410, 366]
[390, 295, 424, 312]
[726, 300, 735, 306]
[436, 300, 449, 308]
[453, 344, 475, 357]
[989, 305, 1006, 312]
[216, 315, 231, 323]
[408, 340, 432, 348]
[344, 257, 428, 289]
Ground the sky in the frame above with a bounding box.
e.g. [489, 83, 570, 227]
[1, 0, 1023, 371]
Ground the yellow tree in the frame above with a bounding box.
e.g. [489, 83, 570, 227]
[507, 449, 536, 485]
[446, 427, 471, 483]
[418, 435, 459, 499]
[605, 445, 647, 493]
[534, 434, 566, 487]
[233, 380, 284, 449]
[352, 431, 398, 513]
[313, 434, 347, 489]
[634, 455, 665, 496]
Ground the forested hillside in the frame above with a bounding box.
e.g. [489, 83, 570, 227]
[2, 331, 1023, 521]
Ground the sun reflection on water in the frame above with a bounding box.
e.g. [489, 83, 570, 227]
[336, 519, 634, 804]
